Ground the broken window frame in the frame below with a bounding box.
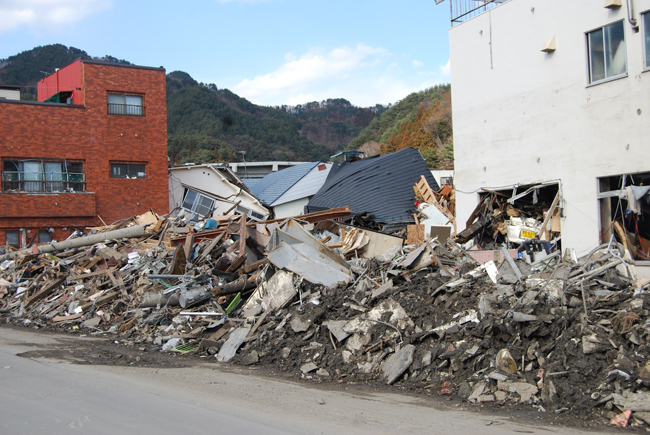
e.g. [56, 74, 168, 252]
[107, 92, 144, 116]
[181, 189, 215, 219]
[597, 171, 650, 262]
[462, 182, 562, 251]
[1, 159, 85, 192]
[110, 163, 146, 179]
[235, 204, 266, 222]
[586, 20, 627, 85]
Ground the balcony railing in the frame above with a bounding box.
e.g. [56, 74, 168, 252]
[2, 172, 86, 192]
[450, 0, 507, 25]
[107, 103, 145, 117]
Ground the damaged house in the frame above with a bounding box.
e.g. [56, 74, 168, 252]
[168, 164, 269, 222]
[445, 0, 650, 274]
[249, 162, 332, 219]
[0, 59, 169, 248]
[306, 147, 440, 233]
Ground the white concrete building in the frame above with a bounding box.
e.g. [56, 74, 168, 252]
[447, 0, 650, 261]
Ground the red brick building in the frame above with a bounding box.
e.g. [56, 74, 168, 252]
[0, 59, 169, 248]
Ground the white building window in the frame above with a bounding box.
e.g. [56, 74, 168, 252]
[181, 189, 215, 218]
[643, 11, 650, 69]
[587, 20, 626, 84]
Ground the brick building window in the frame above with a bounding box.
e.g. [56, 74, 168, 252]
[108, 93, 144, 116]
[6, 231, 19, 248]
[2, 159, 85, 192]
[111, 163, 146, 179]
[38, 231, 52, 244]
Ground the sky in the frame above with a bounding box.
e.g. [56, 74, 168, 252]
[0, 0, 452, 108]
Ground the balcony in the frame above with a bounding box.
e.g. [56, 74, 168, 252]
[449, 0, 508, 25]
[107, 103, 145, 117]
[2, 172, 86, 192]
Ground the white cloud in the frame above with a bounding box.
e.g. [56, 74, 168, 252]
[412, 59, 424, 68]
[231, 44, 421, 107]
[439, 58, 451, 76]
[0, 0, 111, 34]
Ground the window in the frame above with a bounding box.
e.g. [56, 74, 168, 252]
[38, 231, 52, 244]
[587, 21, 627, 83]
[235, 205, 266, 221]
[110, 163, 146, 179]
[181, 189, 215, 218]
[2, 159, 84, 192]
[643, 11, 650, 69]
[107, 93, 144, 116]
[6, 231, 19, 248]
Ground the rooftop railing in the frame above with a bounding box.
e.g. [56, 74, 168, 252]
[448, 0, 508, 25]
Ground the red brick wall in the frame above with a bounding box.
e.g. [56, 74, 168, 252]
[0, 61, 169, 249]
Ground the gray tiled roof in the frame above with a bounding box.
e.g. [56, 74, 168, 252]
[250, 162, 320, 205]
[306, 148, 439, 225]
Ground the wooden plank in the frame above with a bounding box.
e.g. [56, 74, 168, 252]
[239, 214, 247, 255]
[52, 313, 83, 323]
[184, 233, 194, 261]
[226, 253, 247, 273]
[539, 191, 560, 241]
[25, 275, 67, 307]
[69, 268, 114, 281]
[80, 291, 119, 311]
[407, 224, 425, 245]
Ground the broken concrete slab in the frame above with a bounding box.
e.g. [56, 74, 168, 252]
[300, 362, 318, 374]
[382, 344, 415, 385]
[323, 320, 351, 342]
[217, 326, 251, 362]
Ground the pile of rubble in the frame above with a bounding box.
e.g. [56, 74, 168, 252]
[1, 206, 649, 428]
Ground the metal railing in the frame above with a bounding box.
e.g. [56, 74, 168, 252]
[1, 172, 86, 192]
[107, 103, 145, 116]
[450, 0, 507, 25]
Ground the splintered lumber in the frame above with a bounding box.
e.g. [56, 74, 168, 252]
[415, 175, 437, 204]
[25, 275, 67, 307]
[415, 176, 457, 235]
[249, 207, 352, 226]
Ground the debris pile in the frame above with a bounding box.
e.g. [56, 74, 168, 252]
[1, 206, 650, 427]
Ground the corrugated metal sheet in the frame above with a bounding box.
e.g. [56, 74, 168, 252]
[306, 148, 439, 225]
[272, 163, 332, 206]
[250, 162, 319, 205]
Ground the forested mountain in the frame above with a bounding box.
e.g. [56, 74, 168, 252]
[0, 44, 453, 168]
[166, 72, 385, 163]
[346, 85, 453, 169]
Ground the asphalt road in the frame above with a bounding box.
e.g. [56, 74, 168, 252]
[0, 326, 599, 435]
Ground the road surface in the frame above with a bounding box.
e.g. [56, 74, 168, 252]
[0, 326, 600, 435]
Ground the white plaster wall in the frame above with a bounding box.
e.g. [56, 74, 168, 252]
[273, 198, 309, 219]
[450, 0, 650, 256]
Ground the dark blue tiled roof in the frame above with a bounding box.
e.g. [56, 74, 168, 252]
[250, 162, 319, 205]
[306, 148, 439, 225]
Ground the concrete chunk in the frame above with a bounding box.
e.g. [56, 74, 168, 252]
[382, 344, 415, 385]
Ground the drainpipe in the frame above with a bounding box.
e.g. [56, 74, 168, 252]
[626, 0, 639, 31]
